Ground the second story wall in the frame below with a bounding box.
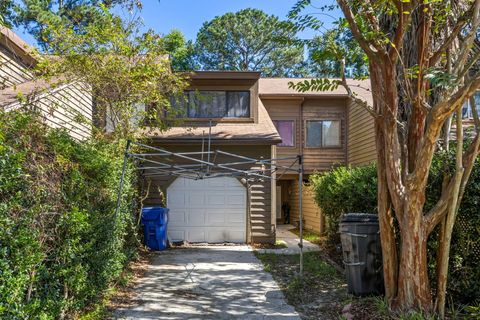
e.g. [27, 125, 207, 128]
[262, 97, 347, 173]
[347, 98, 377, 166]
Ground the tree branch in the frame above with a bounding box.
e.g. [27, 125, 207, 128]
[428, 8, 473, 67]
[337, 0, 380, 59]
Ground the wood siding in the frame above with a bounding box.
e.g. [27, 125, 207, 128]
[0, 47, 34, 89]
[262, 97, 348, 173]
[141, 144, 275, 244]
[288, 179, 325, 234]
[5, 82, 93, 140]
[347, 98, 377, 166]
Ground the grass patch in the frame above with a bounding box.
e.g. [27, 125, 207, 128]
[289, 227, 326, 245]
[255, 251, 348, 319]
[251, 240, 288, 250]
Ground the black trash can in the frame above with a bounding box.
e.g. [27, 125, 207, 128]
[339, 213, 383, 296]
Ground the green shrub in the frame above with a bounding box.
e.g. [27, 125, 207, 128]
[310, 164, 377, 241]
[311, 157, 480, 304]
[0, 111, 139, 318]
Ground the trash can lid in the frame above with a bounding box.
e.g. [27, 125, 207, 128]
[341, 213, 378, 223]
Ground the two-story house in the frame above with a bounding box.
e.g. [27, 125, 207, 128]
[142, 71, 376, 244]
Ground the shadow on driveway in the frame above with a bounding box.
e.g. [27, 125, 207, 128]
[112, 245, 300, 320]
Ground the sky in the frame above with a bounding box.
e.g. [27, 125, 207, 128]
[13, 0, 342, 46]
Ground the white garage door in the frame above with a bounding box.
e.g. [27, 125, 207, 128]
[167, 176, 247, 243]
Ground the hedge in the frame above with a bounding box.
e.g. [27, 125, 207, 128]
[0, 111, 139, 318]
[311, 155, 480, 304]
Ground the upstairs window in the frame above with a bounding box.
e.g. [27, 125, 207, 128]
[174, 90, 250, 118]
[306, 120, 341, 148]
[273, 120, 295, 147]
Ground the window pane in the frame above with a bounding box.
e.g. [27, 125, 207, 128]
[227, 91, 250, 117]
[322, 121, 341, 146]
[188, 91, 226, 118]
[274, 120, 294, 147]
[306, 121, 322, 147]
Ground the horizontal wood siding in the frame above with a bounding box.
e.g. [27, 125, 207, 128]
[141, 144, 274, 243]
[288, 179, 325, 234]
[262, 99, 302, 169]
[302, 98, 347, 172]
[347, 98, 377, 166]
[6, 82, 93, 140]
[0, 47, 34, 89]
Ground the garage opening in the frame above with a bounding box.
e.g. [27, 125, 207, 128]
[113, 139, 308, 274]
[167, 176, 247, 243]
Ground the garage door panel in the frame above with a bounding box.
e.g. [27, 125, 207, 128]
[169, 209, 186, 224]
[168, 229, 185, 242]
[168, 193, 186, 207]
[229, 230, 245, 242]
[227, 194, 245, 205]
[207, 195, 226, 205]
[187, 210, 206, 226]
[187, 192, 205, 206]
[187, 229, 206, 242]
[226, 212, 245, 224]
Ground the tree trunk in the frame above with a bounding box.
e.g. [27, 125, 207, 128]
[395, 203, 432, 311]
[375, 122, 398, 302]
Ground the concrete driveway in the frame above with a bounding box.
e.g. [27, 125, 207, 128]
[113, 245, 300, 320]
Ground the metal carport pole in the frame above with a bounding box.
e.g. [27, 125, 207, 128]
[298, 154, 304, 277]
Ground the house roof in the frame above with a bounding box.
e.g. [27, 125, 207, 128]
[0, 77, 66, 110]
[142, 99, 281, 144]
[259, 78, 373, 106]
[0, 27, 37, 67]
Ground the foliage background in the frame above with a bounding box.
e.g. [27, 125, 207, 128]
[311, 157, 480, 305]
[0, 110, 139, 319]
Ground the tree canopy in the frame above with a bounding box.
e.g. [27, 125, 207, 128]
[194, 8, 307, 77]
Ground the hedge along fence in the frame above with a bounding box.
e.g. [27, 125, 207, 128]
[310, 154, 480, 304]
[0, 111, 139, 319]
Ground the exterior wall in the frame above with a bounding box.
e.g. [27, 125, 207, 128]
[5, 82, 93, 140]
[347, 98, 377, 166]
[302, 98, 347, 172]
[288, 179, 325, 234]
[141, 143, 275, 244]
[262, 97, 348, 173]
[0, 47, 34, 89]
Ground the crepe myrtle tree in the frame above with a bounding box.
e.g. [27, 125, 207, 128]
[31, 7, 188, 138]
[290, 0, 480, 317]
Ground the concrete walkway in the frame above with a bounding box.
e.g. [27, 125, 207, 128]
[113, 245, 300, 320]
[257, 225, 321, 255]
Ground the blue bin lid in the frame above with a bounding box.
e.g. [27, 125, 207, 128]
[141, 207, 168, 222]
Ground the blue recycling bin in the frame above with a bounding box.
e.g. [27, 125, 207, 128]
[141, 207, 169, 251]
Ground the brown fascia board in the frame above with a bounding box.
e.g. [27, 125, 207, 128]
[186, 70, 262, 80]
[147, 138, 280, 145]
[0, 27, 37, 67]
[259, 93, 349, 99]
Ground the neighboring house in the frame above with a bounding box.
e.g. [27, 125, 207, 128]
[142, 71, 376, 244]
[0, 27, 92, 140]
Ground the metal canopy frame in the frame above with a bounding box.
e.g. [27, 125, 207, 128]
[115, 138, 306, 276]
